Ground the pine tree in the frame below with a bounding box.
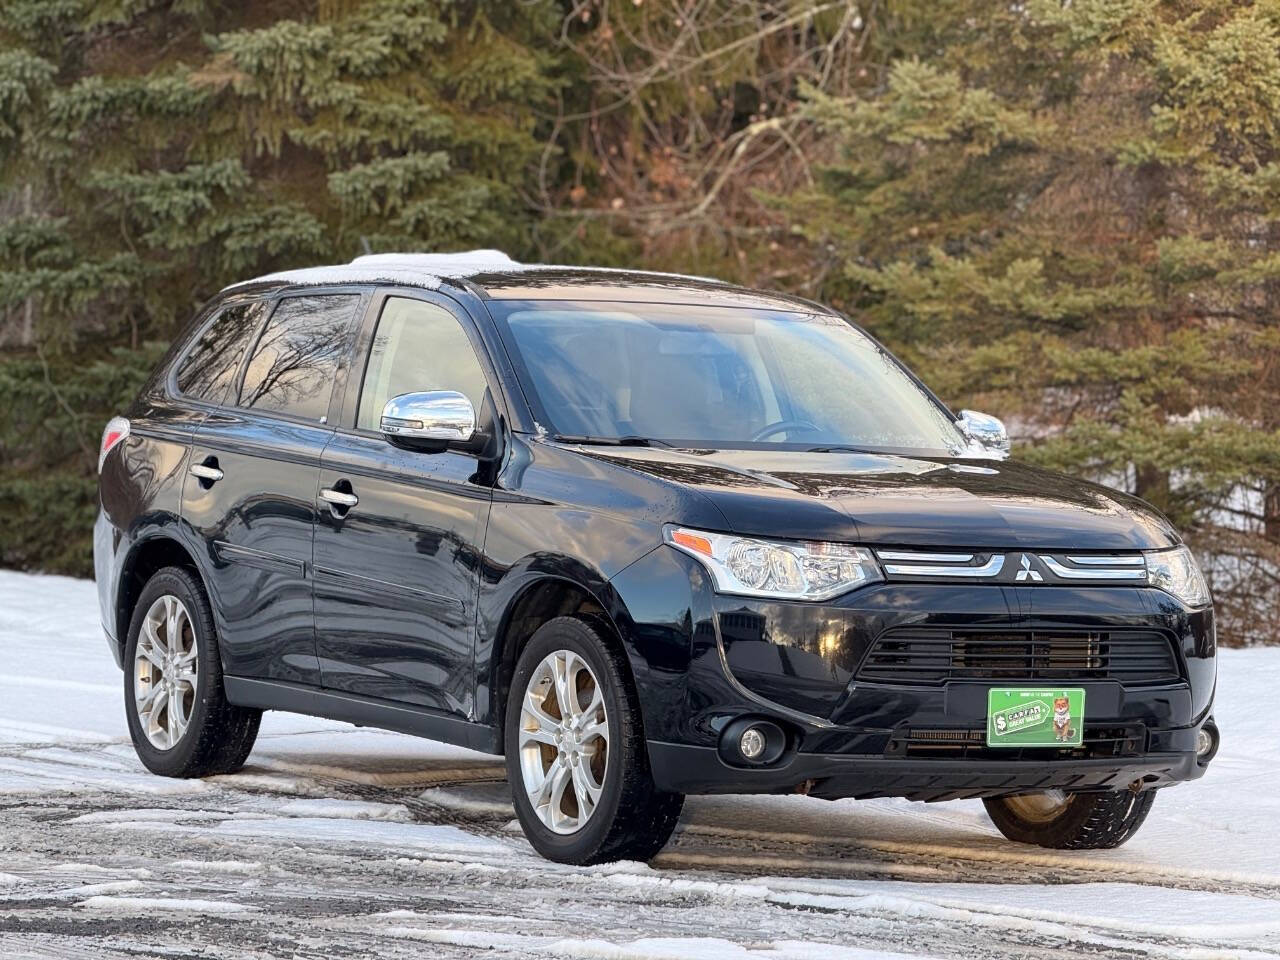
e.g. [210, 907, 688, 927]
[788, 1, 1280, 642]
[2, 0, 1277, 643]
[0, 0, 563, 573]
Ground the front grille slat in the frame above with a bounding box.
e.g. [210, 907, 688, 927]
[887, 724, 1148, 760]
[857, 629, 1180, 685]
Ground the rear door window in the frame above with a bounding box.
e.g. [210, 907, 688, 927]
[238, 294, 361, 422]
[175, 300, 266, 406]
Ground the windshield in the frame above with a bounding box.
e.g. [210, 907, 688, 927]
[491, 301, 966, 454]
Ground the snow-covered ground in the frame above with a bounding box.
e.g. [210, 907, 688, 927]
[1, 570, 1278, 959]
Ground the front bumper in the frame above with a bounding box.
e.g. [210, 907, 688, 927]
[610, 546, 1217, 800]
[647, 740, 1203, 801]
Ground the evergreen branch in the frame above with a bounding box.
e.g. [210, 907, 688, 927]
[34, 340, 92, 468]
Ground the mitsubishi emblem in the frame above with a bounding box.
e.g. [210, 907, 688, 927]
[1015, 554, 1043, 582]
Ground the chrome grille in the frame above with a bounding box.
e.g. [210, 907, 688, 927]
[876, 549, 1004, 578]
[873, 548, 1148, 582]
[857, 629, 1181, 684]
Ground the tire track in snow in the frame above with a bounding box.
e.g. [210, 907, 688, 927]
[3, 784, 1277, 960]
[662, 822, 1280, 899]
[198, 759, 1280, 901]
[6, 739, 1279, 904]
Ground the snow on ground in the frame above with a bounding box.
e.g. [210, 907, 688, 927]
[1, 569, 1278, 959]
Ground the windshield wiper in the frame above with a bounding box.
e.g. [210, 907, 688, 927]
[806, 444, 875, 454]
[552, 434, 672, 448]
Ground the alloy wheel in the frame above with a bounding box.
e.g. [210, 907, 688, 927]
[133, 594, 198, 750]
[518, 649, 610, 834]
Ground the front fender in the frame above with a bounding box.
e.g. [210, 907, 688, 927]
[475, 551, 625, 728]
[473, 544, 707, 750]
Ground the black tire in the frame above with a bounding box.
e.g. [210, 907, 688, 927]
[983, 789, 1156, 850]
[123, 566, 261, 778]
[504, 616, 684, 865]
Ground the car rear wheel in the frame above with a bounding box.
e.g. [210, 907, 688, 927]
[124, 566, 261, 778]
[983, 788, 1156, 849]
[505, 616, 683, 864]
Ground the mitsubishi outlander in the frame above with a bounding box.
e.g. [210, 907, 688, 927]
[95, 251, 1218, 864]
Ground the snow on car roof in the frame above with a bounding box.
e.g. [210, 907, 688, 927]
[350, 250, 521, 274]
[222, 249, 519, 292]
[222, 249, 726, 293]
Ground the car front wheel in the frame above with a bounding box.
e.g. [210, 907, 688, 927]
[983, 788, 1156, 849]
[505, 616, 683, 864]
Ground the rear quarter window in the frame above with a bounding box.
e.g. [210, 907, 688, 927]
[237, 294, 361, 422]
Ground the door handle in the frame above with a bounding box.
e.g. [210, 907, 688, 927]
[189, 461, 224, 483]
[319, 487, 359, 509]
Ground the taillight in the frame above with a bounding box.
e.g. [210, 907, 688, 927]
[99, 416, 130, 473]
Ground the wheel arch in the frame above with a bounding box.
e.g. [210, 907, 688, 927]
[485, 570, 639, 754]
[115, 534, 207, 647]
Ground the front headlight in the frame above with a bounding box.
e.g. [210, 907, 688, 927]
[1146, 545, 1210, 607]
[665, 526, 883, 601]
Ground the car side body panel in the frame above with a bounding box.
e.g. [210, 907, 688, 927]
[182, 407, 331, 686]
[314, 432, 492, 716]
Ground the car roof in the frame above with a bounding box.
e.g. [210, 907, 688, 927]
[223, 250, 825, 313]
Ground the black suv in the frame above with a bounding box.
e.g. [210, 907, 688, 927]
[96, 252, 1218, 863]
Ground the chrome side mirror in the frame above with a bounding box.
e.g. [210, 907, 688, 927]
[957, 409, 1010, 458]
[380, 391, 475, 444]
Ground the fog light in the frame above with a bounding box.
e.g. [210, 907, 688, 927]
[740, 727, 767, 760]
[1195, 719, 1219, 765]
[719, 717, 786, 766]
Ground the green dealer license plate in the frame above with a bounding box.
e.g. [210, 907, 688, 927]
[986, 688, 1085, 748]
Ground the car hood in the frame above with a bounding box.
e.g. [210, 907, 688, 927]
[574, 447, 1179, 550]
